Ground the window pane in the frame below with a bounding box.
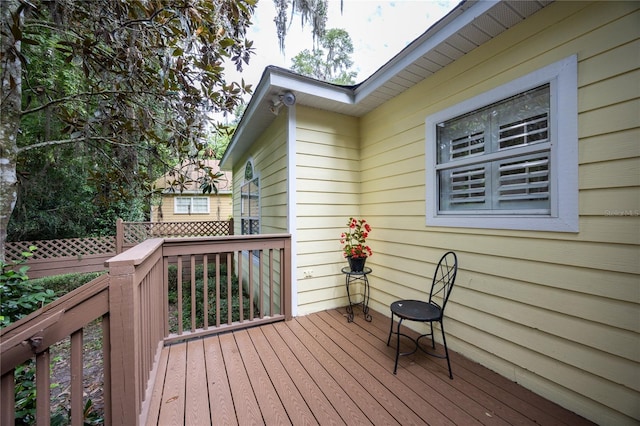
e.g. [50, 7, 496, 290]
[241, 184, 249, 217]
[496, 154, 550, 211]
[495, 85, 550, 151]
[241, 218, 260, 235]
[175, 197, 191, 214]
[439, 165, 488, 211]
[191, 197, 208, 213]
[437, 111, 487, 164]
[248, 180, 259, 216]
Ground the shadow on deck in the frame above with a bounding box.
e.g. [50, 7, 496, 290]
[146, 307, 593, 425]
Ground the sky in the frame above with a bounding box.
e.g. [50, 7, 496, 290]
[227, 0, 457, 95]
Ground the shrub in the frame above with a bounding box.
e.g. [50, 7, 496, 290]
[167, 262, 259, 331]
[0, 246, 57, 328]
[29, 271, 105, 295]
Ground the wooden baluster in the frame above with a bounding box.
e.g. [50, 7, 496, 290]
[177, 256, 183, 335]
[36, 349, 51, 425]
[203, 254, 209, 329]
[70, 330, 83, 426]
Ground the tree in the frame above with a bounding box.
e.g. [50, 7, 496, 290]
[274, 0, 348, 52]
[274, 0, 329, 52]
[0, 0, 257, 260]
[290, 28, 356, 84]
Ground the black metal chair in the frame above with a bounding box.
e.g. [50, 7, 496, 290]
[387, 251, 458, 378]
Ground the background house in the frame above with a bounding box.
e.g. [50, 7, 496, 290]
[220, 1, 639, 424]
[151, 159, 232, 222]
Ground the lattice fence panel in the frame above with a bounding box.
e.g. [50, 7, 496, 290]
[5, 237, 115, 261]
[123, 220, 232, 246]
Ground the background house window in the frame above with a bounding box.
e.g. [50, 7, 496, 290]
[175, 196, 209, 214]
[425, 56, 578, 232]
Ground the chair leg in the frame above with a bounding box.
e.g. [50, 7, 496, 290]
[430, 322, 435, 349]
[440, 321, 453, 379]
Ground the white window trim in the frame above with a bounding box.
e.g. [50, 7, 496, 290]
[174, 196, 210, 214]
[425, 55, 578, 232]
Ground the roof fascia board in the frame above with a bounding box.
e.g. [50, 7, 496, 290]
[354, 0, 498, 103]
[220, 67, 354, 170]
[269, 69, 354, 104]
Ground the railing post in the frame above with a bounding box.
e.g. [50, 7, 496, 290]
[107, 260, 140, 425]
[283, 237, 292, 321]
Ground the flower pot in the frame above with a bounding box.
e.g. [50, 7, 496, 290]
[347, 256, 367, 272]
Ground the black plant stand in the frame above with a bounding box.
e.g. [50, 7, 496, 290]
[341, 266, 372, 322]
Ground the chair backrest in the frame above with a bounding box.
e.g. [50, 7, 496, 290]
[428, 251, 458, 312]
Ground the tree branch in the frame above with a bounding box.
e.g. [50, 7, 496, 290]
[17, 136, 137, 153]
[21, 90, 166, 115]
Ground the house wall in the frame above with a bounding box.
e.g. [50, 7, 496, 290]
[231, 113, 289, 234]
[358, 2, 639, 424]
[295, 106, 361, 315]
[232, 113, 289, 314]
[151, 193, 232, 222]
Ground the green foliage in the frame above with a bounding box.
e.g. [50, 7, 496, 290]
[290, 28, 357, 84]
[167, 263, 258, 331]
[50, 398, 103, 426]
[28, 271, 105, 295]
[14, 360, 103, 426]
[1, 255, 104, 425]
[2, 0, 257, 242]
[0, 247, 57, 328]
[14, 362, 37, 425]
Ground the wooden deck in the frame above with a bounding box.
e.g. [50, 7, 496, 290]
[145, 307, 593, 425]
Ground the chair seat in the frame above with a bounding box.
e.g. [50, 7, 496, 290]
[390, 299, 441, 322]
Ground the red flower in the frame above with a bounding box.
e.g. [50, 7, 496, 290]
[340, 217, 373, 259]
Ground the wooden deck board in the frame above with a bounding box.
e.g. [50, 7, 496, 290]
[144, 343, 169, 426]
[203, 336, 236, 425]
[317, 309, 464, 425]
[185, 340, 209, 426]
[235, 329, 289, 425]
[146, 308, 594, 425]
[260, 323, 344, 425]
[219, 332, 263, 424]
[157, 343, 187, 425]
[298, 314, 424, 425]
[246, 327, 318, 425]
[272, 321, 372, 425]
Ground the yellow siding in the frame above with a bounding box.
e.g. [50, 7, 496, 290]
[358, 2, 639, 425]
[151, 193, 232, 222]
[295, 107, 360, 314]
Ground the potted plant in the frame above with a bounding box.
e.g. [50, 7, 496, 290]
[340, 217, 372, 272]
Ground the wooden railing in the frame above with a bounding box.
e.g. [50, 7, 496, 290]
[0, 275, 111, 425]
[1, 233, 292, 425]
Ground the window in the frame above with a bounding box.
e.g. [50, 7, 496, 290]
[241, 161, 259, 234]
[426, 56, 578, 232]
[175, 196, 209, 214]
